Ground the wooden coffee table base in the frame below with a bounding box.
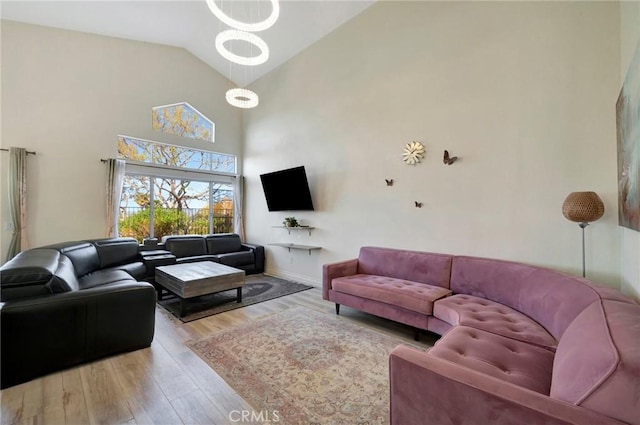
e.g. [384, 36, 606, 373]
[176, 286, 242, 317]
[155, 261, 246, 318]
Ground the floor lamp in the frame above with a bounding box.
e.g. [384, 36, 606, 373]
[562, 191, 605, 277]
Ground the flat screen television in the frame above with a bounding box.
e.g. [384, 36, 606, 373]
[260, 166, 315, 211]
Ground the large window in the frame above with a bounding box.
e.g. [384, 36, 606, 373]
[118, 136, 235, 173]
[117, 136, 236, 242]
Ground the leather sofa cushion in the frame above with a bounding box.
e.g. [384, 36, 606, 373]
[206, 234, 242, 254]
[79, 270, 136, 290]
[101, 261, 147, 281]
[139, 249, 172, 257]
[0, 249, 79, 299]
[91, 238, 140, 268]
[429, 325, 555, 395]
[0, 249, 60, 300]
[1, 249, 58, 286]
[176, 255, 219, 264]
[332, 274, 452, 315]
[48, 255, 80, 293]
[163, 236, 207, 258]
[551, 300, 640, 425]
[53, 242, 100, 277]
[357, 247, 453, 289]
[433, 294, 557, 351]
[216, 251, 253, 267]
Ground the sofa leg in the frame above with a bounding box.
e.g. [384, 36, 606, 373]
[414, 328, 420, 341]
[335, 304, 340, 315]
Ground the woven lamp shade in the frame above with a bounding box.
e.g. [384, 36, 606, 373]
[562, 192, 605, 223]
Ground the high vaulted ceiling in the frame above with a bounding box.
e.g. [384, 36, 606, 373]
[1, 0, 376, 85]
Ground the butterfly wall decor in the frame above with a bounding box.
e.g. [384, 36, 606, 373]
[443, 150, 458, 165]
[415, 201, 423, 208]
[385, 179, 394, 186]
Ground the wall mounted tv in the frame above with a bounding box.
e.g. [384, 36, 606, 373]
[260, 166, 315, 211]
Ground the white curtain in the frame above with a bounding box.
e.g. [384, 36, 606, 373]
[6, 147, 28, 261]
[106, 158, 126, 237]
[234, 176, 245, 240]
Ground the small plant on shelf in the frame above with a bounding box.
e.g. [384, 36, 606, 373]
[283, 217, 299, 227]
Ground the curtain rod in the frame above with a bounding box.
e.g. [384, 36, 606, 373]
[1, 148, 36, 155]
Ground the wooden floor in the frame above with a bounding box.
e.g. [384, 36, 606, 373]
[0, 287, 437, 425]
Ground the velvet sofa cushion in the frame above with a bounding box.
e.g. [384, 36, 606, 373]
[332, 274, 452, 315]
[450, 256, 612, 340]
[329, 289, 431, 330]
[357, 247, 453, 289]
[550, 300, 640, 425]
[433, 294, 557, 351]
[428, 325, 555, 395]
[205, 234, 242, 254]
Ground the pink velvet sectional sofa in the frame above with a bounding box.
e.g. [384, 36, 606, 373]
[322, 246, 640, 425]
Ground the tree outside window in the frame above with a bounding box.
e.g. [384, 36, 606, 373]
[117, 136, 235, 242]
[152, 102, 215, 143]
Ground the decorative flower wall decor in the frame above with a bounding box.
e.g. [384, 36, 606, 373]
[402, 142, 425, 165]
[402, 141, 425, 165]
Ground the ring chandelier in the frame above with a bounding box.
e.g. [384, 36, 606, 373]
[208, 0, 281, 109]
[215, 30, 269, 66]
[226, 88, 259, 109]
[206, 0, 279, 32]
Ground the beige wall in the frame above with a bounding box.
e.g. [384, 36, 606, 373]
[1, 3, 631, 292]
[619, 0, 640, 300]
[0, 21, 243, 260]
[243, 1, 622, 286]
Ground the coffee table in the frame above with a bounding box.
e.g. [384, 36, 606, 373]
[155, 261, 245, 317]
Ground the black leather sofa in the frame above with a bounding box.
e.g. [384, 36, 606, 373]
[0, 237, 156, 388]
[162, 233, 264, 274]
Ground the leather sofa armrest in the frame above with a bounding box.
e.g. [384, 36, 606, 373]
[241, 243, 265, 273]
[322, 258, 358, 300]
[1, 281, 156, 388]
[241, 242, 259, 251]
[389, 345, 626, 425]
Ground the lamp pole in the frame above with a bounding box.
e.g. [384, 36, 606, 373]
[579, 222, 589, 278]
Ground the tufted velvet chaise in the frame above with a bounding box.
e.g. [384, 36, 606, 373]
[322, 246, 640, 424]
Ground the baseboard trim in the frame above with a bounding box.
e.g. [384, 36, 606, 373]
[264, 267, 321, 287]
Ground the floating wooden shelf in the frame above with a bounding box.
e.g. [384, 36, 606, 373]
[269, 243, 321, 255]
[273, 226, 315, 236]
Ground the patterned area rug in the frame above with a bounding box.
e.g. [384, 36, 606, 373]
[189, 307, 420, 424]
[157, 274, 313, 322]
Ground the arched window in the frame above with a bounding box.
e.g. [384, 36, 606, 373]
[152, 102, 215, 143]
